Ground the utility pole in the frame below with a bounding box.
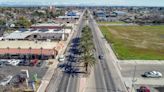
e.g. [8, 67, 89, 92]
[131, 64, 137, 92]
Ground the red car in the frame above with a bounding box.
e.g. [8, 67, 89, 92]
[139, 86, 150, 92]
[30, 59, 38, 66]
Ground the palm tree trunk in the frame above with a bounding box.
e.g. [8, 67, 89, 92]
[85, 63, 88, 73]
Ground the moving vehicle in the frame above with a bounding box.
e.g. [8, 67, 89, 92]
[143, 71, 162, 78]
[98, 55, 104, 60]
[0, 75, 13, 86]
[58, 55, 65, 62]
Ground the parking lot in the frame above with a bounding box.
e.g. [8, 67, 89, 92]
[120, 63, 164, 92]
[0, 59, 49, 91]
[120, 63, 164, 78]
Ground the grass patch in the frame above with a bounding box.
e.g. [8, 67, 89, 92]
[99, 25, 164, 60]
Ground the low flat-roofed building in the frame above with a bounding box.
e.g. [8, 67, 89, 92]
[57, 16, 80, 19]
[0, 40, 64, 59]
[56, 15, 80, 23]
[31, 23, 63, 30]
[3, 28, 71, 41]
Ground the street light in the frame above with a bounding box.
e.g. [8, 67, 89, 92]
[131, 64, 137, 92]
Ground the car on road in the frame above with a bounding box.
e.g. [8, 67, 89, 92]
[98, 55, 104, 60]
[0, 75, 13, 86]
[143, 71, 162, 78]
[58, 55, 65, 62]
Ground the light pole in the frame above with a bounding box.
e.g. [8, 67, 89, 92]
[131, 64, 137, 92]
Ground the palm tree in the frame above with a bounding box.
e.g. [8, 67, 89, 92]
[80, 53, 96, 73]
[79, 26, 96, 73]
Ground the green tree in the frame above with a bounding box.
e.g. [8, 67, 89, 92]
[0, 19, 5, 25]
[16, 17, 32, 28]
[79, 26, 96, 73]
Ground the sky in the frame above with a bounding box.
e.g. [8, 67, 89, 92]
[0, 0, 164, 6]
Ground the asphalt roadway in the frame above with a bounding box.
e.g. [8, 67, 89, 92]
[84, 10, 127, 92]
[46, 10, 86, 92]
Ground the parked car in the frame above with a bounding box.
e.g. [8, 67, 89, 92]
[18, 60, 30, 66]
[29, 59, 38, 66]
[6, 60, 20, 66]
[58, 55, 65, 62]
[0, 61, 6, 67]
[11, 60, 20, 66]
[143, 71, 162, 78]
[36, 61, 44, 67]
[138, 85, 150, 92]
[0, 75, 13, 86]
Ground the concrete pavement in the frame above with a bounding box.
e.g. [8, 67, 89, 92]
[119, 60, 164, 65]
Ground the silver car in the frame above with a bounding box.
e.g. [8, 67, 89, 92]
[143, 71, 162, 78]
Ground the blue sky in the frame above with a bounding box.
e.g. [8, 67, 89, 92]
[0, 0, 164, 6]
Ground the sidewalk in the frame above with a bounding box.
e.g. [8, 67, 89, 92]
[119, 60, 164, 65]
[124, 77, 164, 92]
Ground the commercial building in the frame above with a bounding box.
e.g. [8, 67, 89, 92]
[0, 40, 64, 59]
[0, 23, 72, 60]
[3, 23, 72, 41]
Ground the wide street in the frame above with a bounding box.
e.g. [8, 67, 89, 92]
[84, 10, 127, 92]
[46, 10, 86, 92]
[47, 9, 127, 92]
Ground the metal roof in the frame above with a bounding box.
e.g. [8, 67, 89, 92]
[4, 30, 33, 39]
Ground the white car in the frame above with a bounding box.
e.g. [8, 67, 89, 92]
[0, 75, 13, 86]
[11, 60, 20, 66]
[7, 60, 20, 66]
[58, 55, 65, 62]
[143, 71, 162, 78]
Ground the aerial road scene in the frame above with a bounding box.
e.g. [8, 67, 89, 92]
[0, 0, 164, 92]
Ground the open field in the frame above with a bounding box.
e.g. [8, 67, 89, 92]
[98, 21, 126, 25]
[99, 25, 164, 60]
